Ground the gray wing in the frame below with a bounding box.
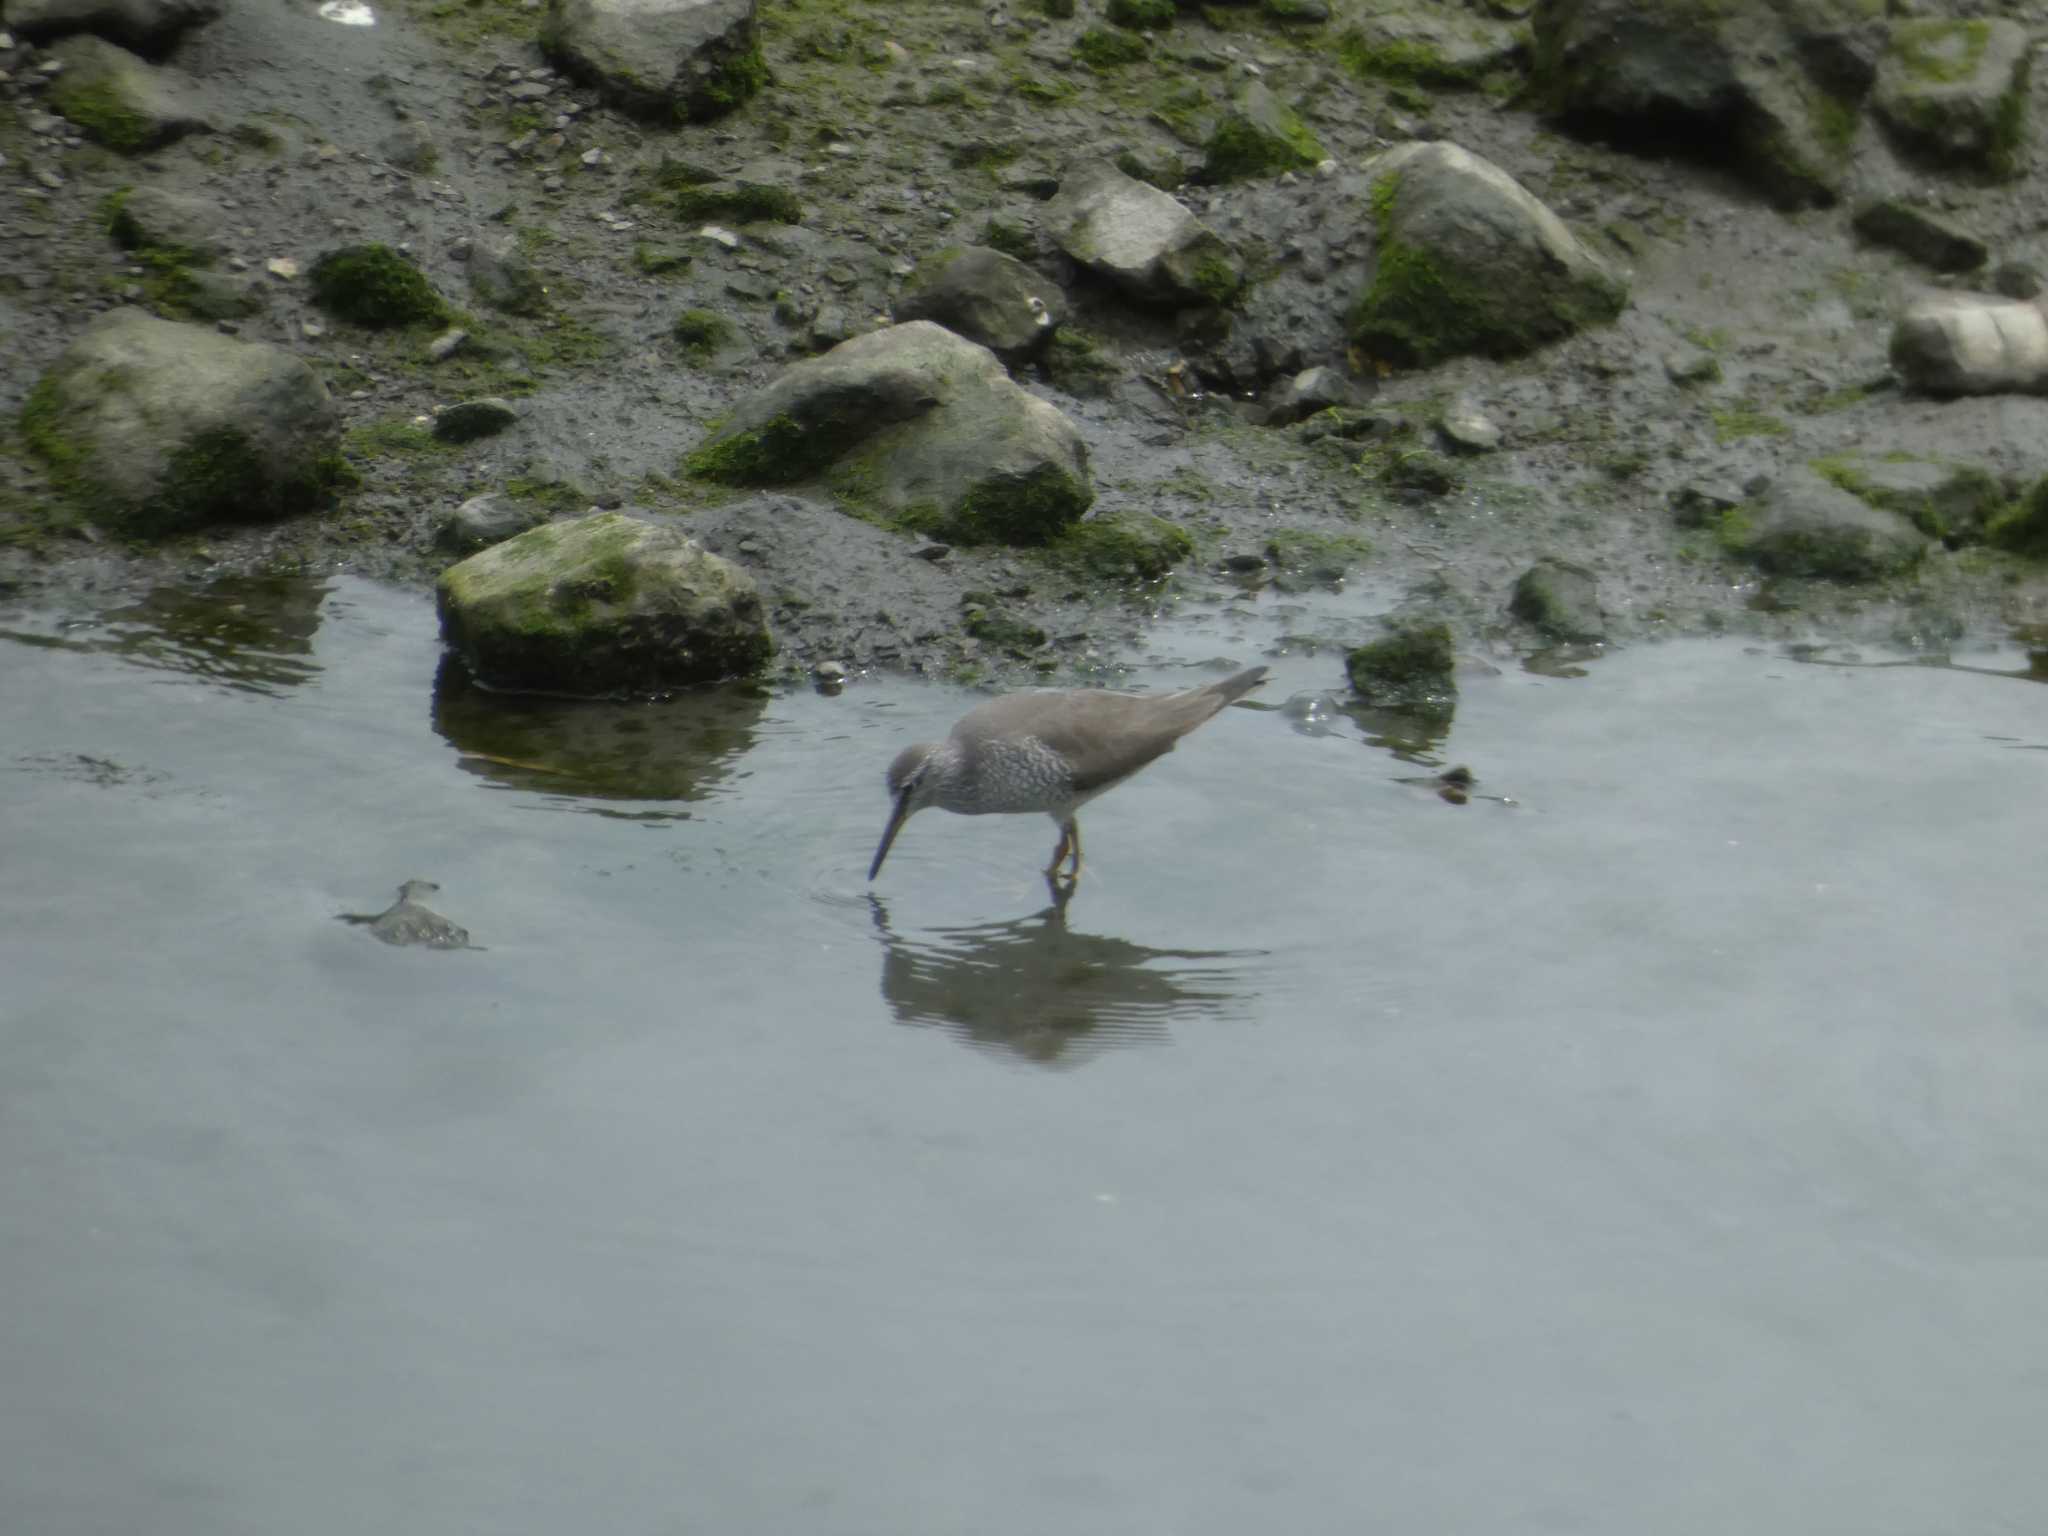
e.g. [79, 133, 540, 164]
[957, 672, 1260, 796]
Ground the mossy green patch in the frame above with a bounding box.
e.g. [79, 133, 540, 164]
[1338, 30, 1482, 88]
[672, 182, 803, 224]
[1345, 622, 1456, 714]
[1054, 511, 1193, 582]
[309, 244, 450, 329]
[940, 463, 1093, 546]
[1711, 404, 1790, 443]
[1986, 478, 2048, 556]
[686, 410, 871, 487]
[48, 77, 154, 154]
[1106, 0, 1175, 29]
[1074, 26, 1148, 71]
[1892, 19, 1991, 86]
[689, 41, 769, 120]
[672, 308, 735, 363]
[1045, 330, 1120, 398]
[1203, 100, 1324, 183]
[1264, 528, 1372, 579]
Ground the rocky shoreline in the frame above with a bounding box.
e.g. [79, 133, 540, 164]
[3, 0, 2048, 690]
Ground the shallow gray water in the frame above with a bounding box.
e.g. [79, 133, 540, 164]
[4, 577, 2046, 1535]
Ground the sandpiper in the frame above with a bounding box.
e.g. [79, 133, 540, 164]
[868, 666, 1268, 882]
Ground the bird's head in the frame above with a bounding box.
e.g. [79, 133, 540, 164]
[870, 743, 940, 879]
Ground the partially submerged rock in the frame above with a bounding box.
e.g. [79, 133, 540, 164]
[1872, 18, 2030, 179]
[1345, 621, 1457, 714]
[893, 245, 1062, 364]
[1045, 159, 1244, 308]
[436, 511, 773, 693]
[5, 0, 219, 58]
[46, 35, 213, 154]
[1531, 0, 1884, 207]
[684, 320, 1093, 546]
[1510, 559, 1604, 641]
[1889, 290, 2048, 396]
[1724, 467, 1931, 581]
[542, 0, 765, 122]
[22, 309, 340, 535]
[1351, 140, 1626, 367]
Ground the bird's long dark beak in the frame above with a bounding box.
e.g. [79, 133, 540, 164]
[868, 791, 912, 880]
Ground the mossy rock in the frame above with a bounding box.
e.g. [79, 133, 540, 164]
[436, 511, 773, 693]
[1074, 26, 1148, 70]
[1873, 18, 2031, 180]
[1987, 478, 2048, 557]
[1055, 511, 1194, 581]
[1203, 83, 1325, 183]
[1509, 558, 1604, 641]
[1264, 528, 1372, 582]
[1810, 452, 2005, 545]
[671, 181, 803, 224]
[1725, 467, 1930, 581]
[309, 243, 450, 329]
[672, 308, 735, 363]
[1106, 0, 1175, 28]
[1346, 621, 1457, 714]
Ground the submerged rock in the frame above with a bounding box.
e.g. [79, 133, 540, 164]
[684, 320, 1093, 546]
[437, 511, 773, 693]
[1531, 0, 1884, 207]
[1350, 140, 1626, 367]
[542, 0, 765, 122]
[1045, 159, 1244, 308]
[1889, 290, 2048, 396]
[338, 879, 470, 949]
[1872, 18, 2030, 179]
[1725, 467, 1931, 581]
[46, 35, 213, 153]
[1510, 558, 1604, 641]
[892, 245, 1062, 363]
[1345, 620, 1457, 713]
[5, 0, 220, 58]
[22, 309, 340, 535]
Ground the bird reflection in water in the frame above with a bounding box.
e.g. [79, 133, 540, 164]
[868, 893, 1261, 1069]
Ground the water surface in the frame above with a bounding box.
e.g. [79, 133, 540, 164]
[3, 578, 2045, 1535]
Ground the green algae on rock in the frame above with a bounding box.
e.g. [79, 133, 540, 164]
[1346, 621, 1458, 714]
[436, 511, 773, 693]
[309, 244, 451, 329]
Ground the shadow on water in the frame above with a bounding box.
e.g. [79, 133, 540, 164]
[0, 575, 327, 695]
[868, 892, 1263, 1069]
[430, 655, 766, 811]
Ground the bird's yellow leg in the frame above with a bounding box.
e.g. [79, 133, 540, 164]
[1046, 824, 1072, 878]
[1064, 819, 1083, 880]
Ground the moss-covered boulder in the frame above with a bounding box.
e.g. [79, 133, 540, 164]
[1531, 0, 1884, 207]
[21, 309, 340, 536]
[1811, 452, 2005, 545]
[893, 246, 1063, 364]
[1046, 159, 1244, 308]
[1509, 558, 1604, 641]
[1346, 621, 1457, 715]
[685, 320, 1093, 547]
[542, 0, 765, 122]
[309, 244, 450, 329]
[1202, 82, 1325, 183]
[1339, 10, 1522, 89]
[6, 0, 221, 56]
[1888, 290, 2048, 396]
[46, 35, 213, 154]
[1350, 141, 1626, 368]
[1723, 467, 1930, 581]
[1872, 18, 2030, 180]
[436, 511, 772, 694]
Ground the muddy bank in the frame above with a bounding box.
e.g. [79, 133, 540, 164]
[4, 0, 2048, 685]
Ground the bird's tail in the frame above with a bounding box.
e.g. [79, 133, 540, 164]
[1203, 665, 1269, 707]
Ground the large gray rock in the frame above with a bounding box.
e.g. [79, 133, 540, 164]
[1727, 467, 1930, 581]
[1350, 140, 1626, 367]
[893, 245, 1062, 363]
[685, 320, 1093, 546]
[1811, 452, 2005, 545]
[106, 185, 228, 262]
[1872, 18, 2030, 179]
[1889, 290, 2048, 396]
[45, 35, 213, 154]
[1045, 159, 1244, 308]
[22, 309, 340, 536]
[4, 0, 219, 57]
[1532, 0, 1885, 207]
[437, 511, 773, 693]
[542, 0, 764, 122]
[435, 492, 548, 555]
